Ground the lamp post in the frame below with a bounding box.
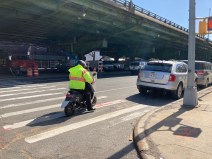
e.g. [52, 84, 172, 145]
[183, 0, 198, 107]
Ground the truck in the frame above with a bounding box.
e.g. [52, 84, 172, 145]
[8, 55, 38, 76]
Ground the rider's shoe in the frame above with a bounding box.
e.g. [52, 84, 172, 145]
[87, 108, 96, 111]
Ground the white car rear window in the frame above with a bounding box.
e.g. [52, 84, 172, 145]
[144, 63, 172, 73]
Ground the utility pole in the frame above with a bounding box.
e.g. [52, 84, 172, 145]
[183, 0, 198, 107]
[208, 8, 211, 40]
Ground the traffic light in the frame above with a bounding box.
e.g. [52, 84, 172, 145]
[208, 17, 212, 31]
[199, 21, 207, 35]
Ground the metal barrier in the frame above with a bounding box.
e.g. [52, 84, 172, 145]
[111, 0, 211, 42]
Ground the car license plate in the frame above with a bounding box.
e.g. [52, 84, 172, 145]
[150, 73, 155, 78]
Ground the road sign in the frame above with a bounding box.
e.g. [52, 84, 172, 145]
[85, 51, 102, 61]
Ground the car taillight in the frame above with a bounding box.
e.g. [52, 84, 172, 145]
[138, 72, 143, 78]
[169, 74, 176, 82]
[138, 72, 141, 78]
[196, 70, 205, 75]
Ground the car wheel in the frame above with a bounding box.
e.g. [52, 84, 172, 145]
[14, 68, 22, 76]
[204, 79, 209, 88]
[172, 83, 183, 100]
[139, 86, 147, 94]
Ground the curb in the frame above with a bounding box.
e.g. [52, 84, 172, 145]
[133, 109, 156, 159]
[133, 86, 212, 159]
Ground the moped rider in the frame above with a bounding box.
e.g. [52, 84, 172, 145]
[68, 60, 95, 111]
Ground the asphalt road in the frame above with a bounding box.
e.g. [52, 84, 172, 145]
[0, 75, 175, 159]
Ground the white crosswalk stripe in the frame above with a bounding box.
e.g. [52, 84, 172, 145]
[0, 85, 56, 94]
[0, 96, 107, 110]
[3, 113, 65, 130]
[24, 105, 149, 143]
[0, 86, 58, 97]
[0, 80, 146, 145]
[0, 104, 59, 118]
[2, 96, 109, 129]
[0, 96, 109, 119]
[0, 84, 46, 91]
[0, 97, 65, 109]
[0, 91, 65, 102]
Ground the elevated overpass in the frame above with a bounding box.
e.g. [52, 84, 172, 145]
[0, 0, 212, 61]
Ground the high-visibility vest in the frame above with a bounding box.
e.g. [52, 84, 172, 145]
[68, 65, 93, 90]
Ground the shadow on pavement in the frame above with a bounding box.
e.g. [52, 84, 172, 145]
[27, 109, 95, 127]
[126, 91, 175, 107]
[107, 142, 136, 159]
[134, 106, 202, 158]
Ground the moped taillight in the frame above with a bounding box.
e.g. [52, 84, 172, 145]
[66, 93, 72, 98]
[65, 93, 72, 100]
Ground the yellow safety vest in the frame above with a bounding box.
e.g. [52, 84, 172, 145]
[68, 65, 93, 90]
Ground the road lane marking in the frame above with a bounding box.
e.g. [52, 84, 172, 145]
[0, 92, 63, 102]
[0, 97, 65, 109]
[0, 96, 108, 110]
[25, 104, 146, 143]
[0, 84, 46, 90]
[95, 100, 126, 108]
[96, 86, 135, 93]
[0, 96, 108, 119]
[96, 96, 107, 100]
[1, 97, 114, 130]
[0, 86, 58, 97]
[109, 109, 152, 126]
[3, 113, 65, 130]
[0, 104, 60, 118]
[0, 85, 56, 94]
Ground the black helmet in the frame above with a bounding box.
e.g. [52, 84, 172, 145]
[77, 60, 87, 68]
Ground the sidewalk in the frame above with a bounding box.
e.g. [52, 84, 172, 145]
[134, 86, 212, 159]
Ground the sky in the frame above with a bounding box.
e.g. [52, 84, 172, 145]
[132, 0, 211, 39]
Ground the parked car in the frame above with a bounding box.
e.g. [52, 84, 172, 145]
[113, 62, 125, 70]
[129, 61, 147, 74]
[137, 60, 188, 99]
[181, 60, 212, 88]
[102, 61, 114, 71]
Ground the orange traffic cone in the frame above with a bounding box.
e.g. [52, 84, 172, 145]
[33, 69, 39, 77]
[27, 68, 33, 77]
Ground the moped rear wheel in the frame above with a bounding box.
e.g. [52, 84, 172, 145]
[64, 103, 75, 117]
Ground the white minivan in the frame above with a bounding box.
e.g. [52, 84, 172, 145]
[182, 60, 212, 88]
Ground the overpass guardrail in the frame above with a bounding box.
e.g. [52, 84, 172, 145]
[112, 0, 211, 42]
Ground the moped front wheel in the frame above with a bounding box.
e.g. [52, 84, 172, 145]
[92, 95, 97, 106]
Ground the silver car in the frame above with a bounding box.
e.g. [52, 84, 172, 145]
[137, 60, 188, 99]
[129, 61, 147, 74]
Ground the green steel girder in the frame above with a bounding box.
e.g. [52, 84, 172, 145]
[0, 0, 211, 60]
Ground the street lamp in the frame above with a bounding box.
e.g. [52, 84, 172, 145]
[183, 0, 198, 107]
